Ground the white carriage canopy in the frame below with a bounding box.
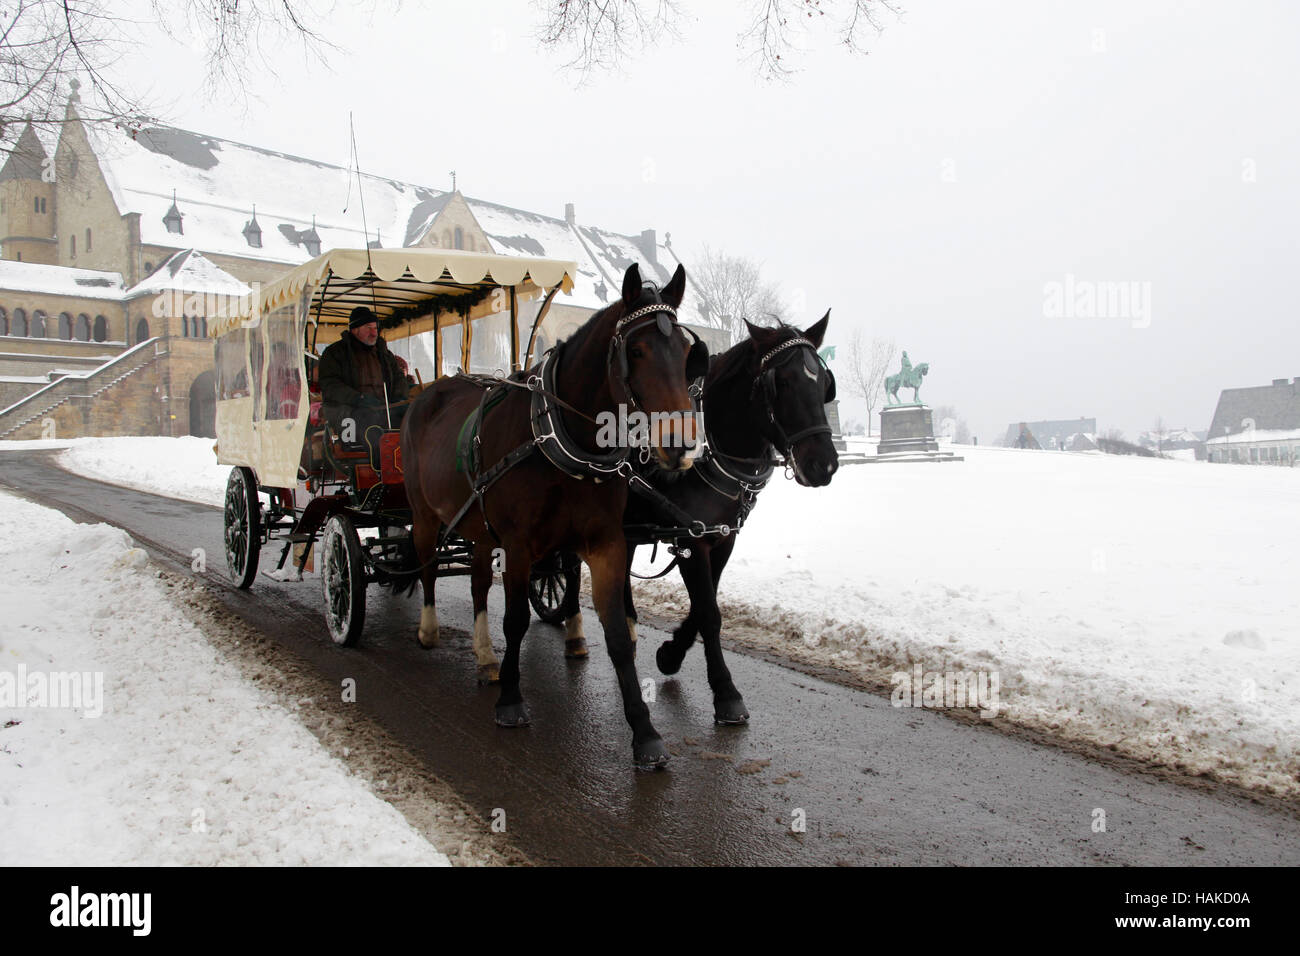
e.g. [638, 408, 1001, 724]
[210, 247, 578, 340]
[211, 247, 578, 490]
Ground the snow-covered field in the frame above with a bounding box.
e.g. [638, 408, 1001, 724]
[636, 443, 1300, 796]
[0, 489, 449, 865]
[6, 435, 1299, 799]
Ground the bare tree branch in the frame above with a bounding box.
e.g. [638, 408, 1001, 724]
[537, 0, 902, 81]
[689, 243, 786, 346]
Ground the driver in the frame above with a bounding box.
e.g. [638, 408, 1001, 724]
[318, 306, 413, 444]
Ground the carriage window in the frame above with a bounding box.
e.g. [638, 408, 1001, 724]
[264, 307, 303, 421]
[440, 322, 463, 376]
[216, 327, 251, 400]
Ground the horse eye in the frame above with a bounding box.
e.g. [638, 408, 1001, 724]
[629, 346, 644, 359]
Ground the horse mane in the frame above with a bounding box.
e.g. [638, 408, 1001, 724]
[705, 320, 807, 389]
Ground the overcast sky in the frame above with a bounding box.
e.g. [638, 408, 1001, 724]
[117, 0, 1300, 442]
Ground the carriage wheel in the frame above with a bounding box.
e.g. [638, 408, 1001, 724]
[528, 552, 571, 626]
[322, 513, 367, 647]
[223, 467, 260, 589]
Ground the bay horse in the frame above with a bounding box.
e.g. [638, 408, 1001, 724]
[400, 263, 702, 769]
[479, 315, 840, 724]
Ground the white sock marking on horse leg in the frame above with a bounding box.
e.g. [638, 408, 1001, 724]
[418, 605, 440, 648]
[473, 610, 498, 667]
[564, 614, 585, 642]
[627, 617, 638, 644]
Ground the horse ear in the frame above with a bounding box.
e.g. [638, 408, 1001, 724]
[744, 318, 776, 344]
[661, 264, 687, 309]
[803, 310, 830, 348]
[621, 263, 643, 307]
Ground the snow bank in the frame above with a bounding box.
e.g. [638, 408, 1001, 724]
[0, 491, 448, 865]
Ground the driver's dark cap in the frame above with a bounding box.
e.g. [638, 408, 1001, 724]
[348, 306, 378, 329]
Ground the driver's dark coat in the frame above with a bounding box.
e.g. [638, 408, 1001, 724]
[318, 329, 411, 424]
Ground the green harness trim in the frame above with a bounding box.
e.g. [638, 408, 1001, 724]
[455, 386, 510, 474]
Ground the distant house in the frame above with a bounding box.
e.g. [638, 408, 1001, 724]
[1003, 417, 1097, 450]
[1138, 426, 1206, 459]
[1205, 378, 1300, 465]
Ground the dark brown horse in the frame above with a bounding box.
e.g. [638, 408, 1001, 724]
[400, 263, 699, 768]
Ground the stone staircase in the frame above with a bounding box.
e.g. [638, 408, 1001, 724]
[0, 338, 164, 439]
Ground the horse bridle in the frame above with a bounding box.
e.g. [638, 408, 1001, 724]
[608, 300, 709, 415]
[749, 336, 834, 468]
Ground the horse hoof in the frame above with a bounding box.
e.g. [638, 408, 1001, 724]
[656, 642, 683, 676]
[416, 629, 439, 649]
[495, 703, 531, 727]
[477, 663, 500, 685]
[564, 637, 588, 659]
[714, 697, 750, 725]
[633, 737, 670, 770]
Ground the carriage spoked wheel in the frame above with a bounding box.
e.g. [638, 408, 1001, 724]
[223, 467, 261, 589]
[322, 513, 367, 647]
[528, 552, 571, 626]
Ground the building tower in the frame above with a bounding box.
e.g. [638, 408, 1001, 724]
[0, 120, 57, 264]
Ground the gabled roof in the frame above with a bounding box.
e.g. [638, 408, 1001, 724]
[126, 249, 250, 299]
[82, 117, 448, 266]
[0, 122, 49, 182]
[1207, 380, 1300, 438]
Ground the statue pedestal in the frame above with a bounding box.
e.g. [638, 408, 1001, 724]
[877, 405, 939, 454]
[824, 399, 847, 452]
[863, 405, 963, 463]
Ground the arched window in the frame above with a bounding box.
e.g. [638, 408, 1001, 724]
[143, 262, 153, 274]
[59, 313, 72, 339]
[75, 314, 90, 341]
[454, 226, 464, 250]
[86, 228, 92, 252]
[70, 235, 76, 257]
[200, 317, 208, 338]
[93, 316, 107, 342]
[13, 308, 28, 336]
[181, 316, 189, 338]
[135, 318, 149, 344]
[31, 310, 47, 337]
[0, 307, 8, 336]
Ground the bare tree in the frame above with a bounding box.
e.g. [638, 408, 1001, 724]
[1151, 416, 1166, 453]
[846, 330, 894, 436]
[689, 243, 786, 345]
[1, 1, 333, 155]
[538, 0, 903, 80]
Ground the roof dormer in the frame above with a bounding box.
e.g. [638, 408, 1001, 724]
[163, 190, 183, 234]
[242, 206, 262, 248]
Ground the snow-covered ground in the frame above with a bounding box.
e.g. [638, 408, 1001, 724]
[637, 442, 1300, 796]
[0, 489, 449, 865]
[0, 436, 230, 507]
[7, 435, 1299, 798]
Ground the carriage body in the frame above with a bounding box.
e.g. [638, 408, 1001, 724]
[213, 247, 578, 643]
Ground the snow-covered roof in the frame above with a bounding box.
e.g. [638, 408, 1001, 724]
[0, 260, 125, 301]
[83, 117, 449, 266]
[126, 250, 250, 299]
[76, 111, 712, 325]
[467, 198, 706, 324]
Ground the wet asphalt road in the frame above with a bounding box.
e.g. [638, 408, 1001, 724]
[3, 450, 1299, 866]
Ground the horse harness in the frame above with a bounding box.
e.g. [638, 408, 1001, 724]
[627, 334, 836, 579]
[440, 300, 705, 547]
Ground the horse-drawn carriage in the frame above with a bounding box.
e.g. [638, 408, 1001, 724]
[213, 247, 581, 645]
[214, 245, 838, 768]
